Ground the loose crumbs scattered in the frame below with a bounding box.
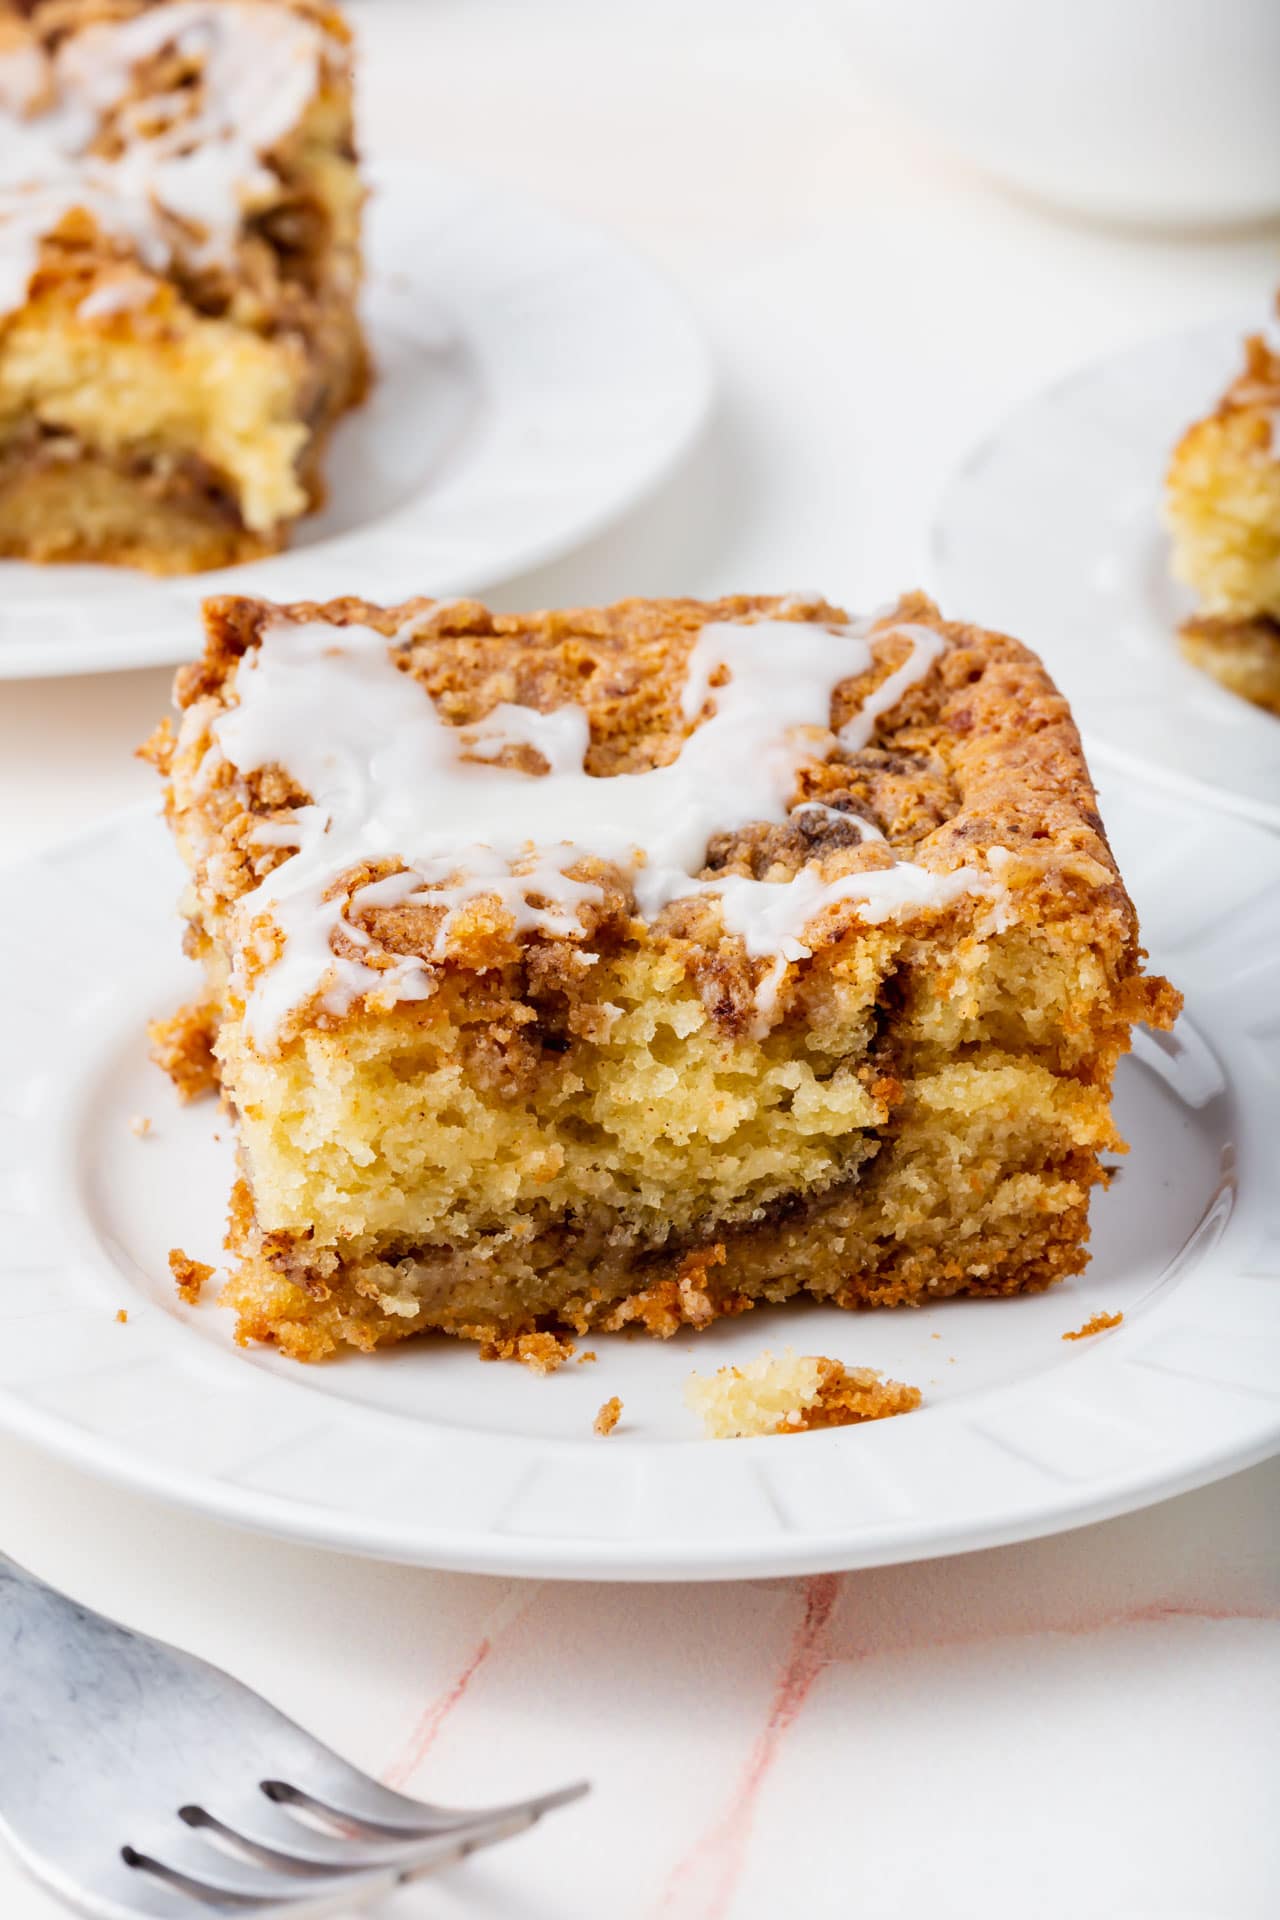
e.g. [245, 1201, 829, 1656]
[594, 1396, 623, 1436]
[577, 1350, 598, 1365]
[169, 1248, 215, 1305]
[115, 1308, 128, 1324]
[1063, 1310, 1124, 1341]
[129, 1114, 152, 1139]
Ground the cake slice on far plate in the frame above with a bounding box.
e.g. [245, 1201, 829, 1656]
[1166, 299, 1280, 715]
[0, 0, 366, 572]
[145, 590, 1179, 1364]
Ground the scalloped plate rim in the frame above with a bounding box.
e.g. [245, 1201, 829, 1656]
[0, 787, 1276, 1579]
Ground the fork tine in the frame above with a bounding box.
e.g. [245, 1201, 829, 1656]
[121, 1839, 386, 1910]
[178, 1787, 584, 1877]
[0, 1552, 589, 1920]
[178, 1805, 377, 1877]
[261, 1774, 589, 1839]
[123, 1826, 511, 1912]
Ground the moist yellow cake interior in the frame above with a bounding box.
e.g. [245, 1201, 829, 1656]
[211, 919, 1132, 1357]
[1165, 321, 1280, 714]
[1167, 406, 1280, 622]
[0, 291, 312, 530]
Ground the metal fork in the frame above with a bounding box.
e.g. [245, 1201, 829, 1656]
[0, 1551, 587, 1918]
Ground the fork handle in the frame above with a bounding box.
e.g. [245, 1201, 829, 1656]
[0, 1546, 191, 1760]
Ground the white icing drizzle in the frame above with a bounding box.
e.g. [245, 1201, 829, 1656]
[76, 273, 153, 319]
[839, 624, 945, 750]
[209, 612, 1006, 1046]
[0, 1, 331, 315]
[0, 41, 45, 116]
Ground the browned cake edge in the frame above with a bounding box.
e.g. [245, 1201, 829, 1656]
[216, 1155, 1104, 1364]
[1179, 612, 1280, 718]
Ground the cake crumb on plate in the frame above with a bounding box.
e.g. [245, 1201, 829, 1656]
[129, 1114, 152, 1138]
[1063, 1309, 1124, 1341]
[169, 1248, 214, 1305]
[594, 1396, 623, 1436]
[478, 1330, 575, 1373]
[686, 1348, 921, 1439]
[115, 1308, 128, 1324]
[148, 1002, 218, 1103]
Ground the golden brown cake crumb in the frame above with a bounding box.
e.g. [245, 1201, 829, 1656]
[686, 1349, 921, 1439]
[1063, 1309, 1123, 1341]
[148, 1000, 219, 1102]
[129, 1113, 152, 1138]
[115, 1307, 128, 1324]
[798, 1357, 922, 1429]
[578, 1350, 598, 1364]
[169, 1247, 214, 1305]
[478, 1329, 576, 1374]
[593, 1395, 622, 1436]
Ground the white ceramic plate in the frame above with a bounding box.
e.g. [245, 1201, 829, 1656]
[1, 775, 1277, 1581]
[0, 165, 712, 679]
[932, 321, 1280, 831]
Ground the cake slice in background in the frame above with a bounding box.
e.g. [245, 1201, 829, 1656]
[0, 0, 366, 573]
[1166, 302, 1280, 715]
[145, 590, 1179, 1364]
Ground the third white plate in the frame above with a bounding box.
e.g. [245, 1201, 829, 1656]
[933, 321, 1280, 830]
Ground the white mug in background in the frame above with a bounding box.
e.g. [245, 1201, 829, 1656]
[835, 0, 1280, 230]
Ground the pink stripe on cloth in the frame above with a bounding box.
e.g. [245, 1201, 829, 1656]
[382, 1585, 535, 1791]
[655, 1573, 842, 1920]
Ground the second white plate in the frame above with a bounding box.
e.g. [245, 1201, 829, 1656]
[0, 775, 1278, 1578]
[933, 321, 1280, 830]
[0, 164, 712, 678]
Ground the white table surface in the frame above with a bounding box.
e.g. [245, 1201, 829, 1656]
[1, 3, 1277, 1915]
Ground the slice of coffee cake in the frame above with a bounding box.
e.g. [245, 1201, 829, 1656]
[1166, 309, 1280, 714]
[146, 591, 1179, 1361]
[0, 0, 366, 573]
